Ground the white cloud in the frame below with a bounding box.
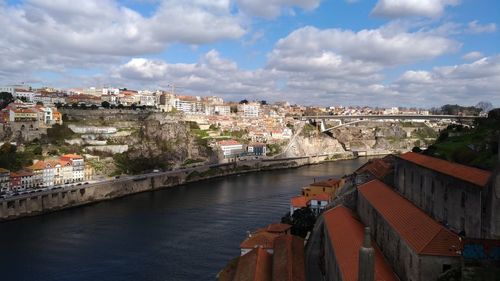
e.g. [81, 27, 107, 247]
[236, 0, 321, 18]
[466, 20, 497, 34]
[462, 51, 483, 61]
[268, 26, 459, 66]
[392, 55, 500, 106]
[0, 0, 245, 79]
[371, 0, 459, 18]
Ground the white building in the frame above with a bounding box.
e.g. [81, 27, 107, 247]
[217, 140, 244, 160]
[60, 154, 85, 182]
[238, 103, 260, 118]
[212, 105, 231, 116]
[13, 89, 36, 102]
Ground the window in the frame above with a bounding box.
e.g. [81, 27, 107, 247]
[461, 217, 465, 231]
[442, 264, 451, 273]
[444, 208, 448, 222]
[461, 192, 466, 207]
[420, 175, 423, 189]
[431, 181, 435, 194]
[444, 186, 448, 202]
[411, 172, 414, 184]
[409, 254, 413, 269]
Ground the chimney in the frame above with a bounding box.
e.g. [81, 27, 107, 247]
[358, 227, 375, 281]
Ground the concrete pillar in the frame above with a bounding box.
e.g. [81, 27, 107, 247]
[358, 227, 375, 281]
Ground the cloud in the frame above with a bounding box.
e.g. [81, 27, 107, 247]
[0, 0, 245, 79]
[466, 20, 497, 34]
[236, 0, 321, 18]
[113, 50, 281, 100]
[462, 51, 483, 61]
[371, 0, 459, 18]
[392, 55, 500, 106]
[267, 26, 459, 66]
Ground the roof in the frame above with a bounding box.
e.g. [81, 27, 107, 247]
[358, 180, 461, 257]
[61, 154, 83, 159]
[357, 158, 393, 180]
[310, 178, 341, 187]
[29, 160, 49, 170]
[323, 206, 399, 281]
[398, 152, 491, 187]
[233, 248, 272, 281]
[323, 206, 398, 281]
[272, 235, 306, 281]
[310, 193, 331, 202]
[266, 223, 292, 234]
[0, 168, 10, 173]
[240, 232, 281, 249]
[290, 196, 309, 208]
[218, 140, 241, 146]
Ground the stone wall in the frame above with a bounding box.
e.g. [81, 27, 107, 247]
[394, 158, 486, 238]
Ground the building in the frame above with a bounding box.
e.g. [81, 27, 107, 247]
[9, 172, 22, 190]
[217, 140, 244, 161]
[227, 234, 305, 281]
[60, 154, 85, 182]
[302, 178, 342, 198]
[0, 168, 10, 192]
[394, 152, 495, 238]
[240, 231, 281, 256]
[358, 179, 461, 281]
[308, 193, 331, 215]
[28, 161, 55, 187]
[322, 205, 399, 281]
[17, 169, 35, 189]
[238, 103, 260, 118]
[247, 142, 267, 156]
[212, 105, 231, 116]
[290, 195, 309, 215]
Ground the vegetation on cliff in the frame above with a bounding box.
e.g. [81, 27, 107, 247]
[422, 109, 499, 170]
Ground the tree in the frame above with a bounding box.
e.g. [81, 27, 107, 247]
[281, 207, 316, 238]
[79, 103, 87, 110]
[0, 92, 14, 109]
[476, 101, 493, 113]
[117, 103, 124, 109]
[260, 100, 267, 105]
[131, 103, 137, 110]
[239, 99, 248, 104]
[55, 102, 63, 108]
[71, 103, 79, 109]
[101, 101, 110, 108]
[36, 101, 44, 106]
[230, 105, 238, 113]
[90, 104, 98, 110]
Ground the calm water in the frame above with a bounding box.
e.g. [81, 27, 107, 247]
[0, 158, 369, 281]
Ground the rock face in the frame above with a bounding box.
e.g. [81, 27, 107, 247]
[285, 135, 346, 157]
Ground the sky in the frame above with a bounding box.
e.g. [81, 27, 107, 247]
[0, 0, 499, 107]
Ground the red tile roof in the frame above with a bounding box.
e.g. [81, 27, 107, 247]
[359, 180, 461, 257]
[272, 235, 306, 281]
[399, 152, 491, 187]
[290, 196, 309, 208]
[357, 158, 393, 180]
[323, 206, 399, 281]
[0, 168, 10, 173]
[240, 232, 281, 250]
[310, 178, 341, 187]
[233, 248, 272, 281]
[266, 223, 292, 234]
[218, 140, 241, 146]
[60, 154, 83, 160]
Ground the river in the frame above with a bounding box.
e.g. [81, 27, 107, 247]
[0, 158, 369, 281]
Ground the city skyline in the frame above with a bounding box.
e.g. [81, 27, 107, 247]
[0, 0, 499, 107]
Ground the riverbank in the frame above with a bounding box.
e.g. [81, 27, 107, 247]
[0, 152, 360, 222]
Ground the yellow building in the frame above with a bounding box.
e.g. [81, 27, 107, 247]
[301, 178, 343, 198]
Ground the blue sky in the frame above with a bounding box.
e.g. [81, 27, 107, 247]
[0, 0, 499, 107]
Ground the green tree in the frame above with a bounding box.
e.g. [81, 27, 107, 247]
[0, 92, 14, 109]
[101, 101, 110, 108]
